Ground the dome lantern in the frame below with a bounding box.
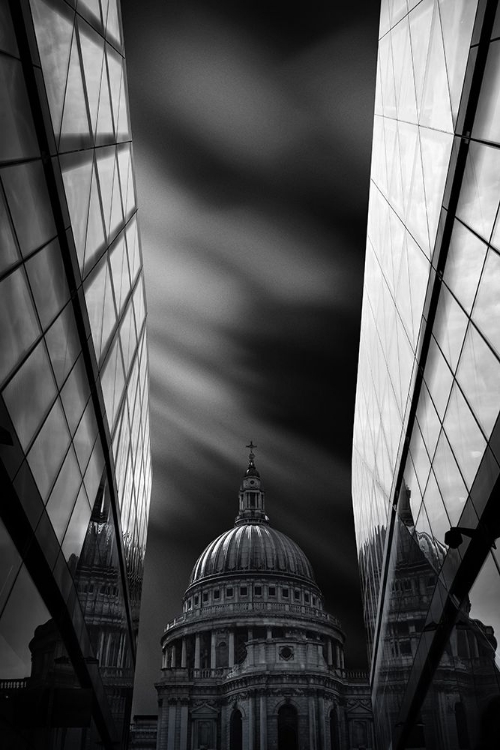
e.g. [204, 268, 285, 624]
[236, 441, 268, 525]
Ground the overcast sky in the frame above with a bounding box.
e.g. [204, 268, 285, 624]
[120, 0, 380, 715]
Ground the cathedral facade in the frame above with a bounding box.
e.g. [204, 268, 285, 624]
[154, 448, 373, 750]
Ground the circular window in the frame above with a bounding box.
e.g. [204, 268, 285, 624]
[279, 646, 294, 661]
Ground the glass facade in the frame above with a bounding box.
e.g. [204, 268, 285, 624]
[0, 1, 151, 748]
[352, 1, 500, 748]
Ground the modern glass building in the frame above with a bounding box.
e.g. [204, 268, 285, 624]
[0, 1, 151, 748]
[352, 1, 500, 748]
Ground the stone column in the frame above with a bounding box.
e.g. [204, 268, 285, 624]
[327, 640, 333, 667]
[309, 695, 317, 750]
[167, 702, 176, 749]
[170, 643, 177, 669]
[335, 643, 341, 669]
[318, 694, 326, 750]
[157, 698, 167, 750]
[181, 638, 187, 668]
[180, 701, 189, 750]
[266, 627, 272, 641]
[228, 630, 235, 667]
[195, 634, 201, 669]
[259, 694, 267, 750]
[211, 631, 217, 669]
[248, 694, 255, 750]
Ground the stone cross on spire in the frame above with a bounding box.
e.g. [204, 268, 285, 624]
[246, 440, 257, 460]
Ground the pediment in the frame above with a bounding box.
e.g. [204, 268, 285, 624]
[191, 702, 219, 718]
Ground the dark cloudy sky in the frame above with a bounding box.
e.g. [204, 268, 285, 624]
[120, 0, 380, 715]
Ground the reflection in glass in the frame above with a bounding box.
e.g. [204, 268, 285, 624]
[456, 324, 500, 439]
[25, 239, 70, 331]
[27, 397, 70, 502]
[456, 141, 500, 242]
[472, 248, 500, 359]
[444, 219, 487, 314]
[2, 159, 56, 256]
[0, 56, 39, 161]
[2, 336, 57, 451]
[442, 382, 486, 490]
[0, 266, 40, 387]
[432, 428, 468, 526]
[472, 39, 500, 144]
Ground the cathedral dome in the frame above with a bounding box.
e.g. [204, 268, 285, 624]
[189, 523, 316, 584]
[188, 444, 316, 585]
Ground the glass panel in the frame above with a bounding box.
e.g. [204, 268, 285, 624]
[456, 324, 500, 439]
[117, 143, 134, 218]
[83, 162, 106, 274]
[126, 215, 140, 283]
[438, 0, 478, 123]
[61, 483, 91, 561]
[120, 299, 136, 375]
[408, 0, 434, 124]
[472, 248, 500, 359]
[0, 0, 19, 57]
[84, 254, 107, 360]
[105, 0, 121, 46]
[73, 401, 98, 473]
[59, 29, 90, 151]
[30, 0, 75, 138]
[44, 303, 81, 387]
[442, 381, 486, 489]
[419, 4, 453, 133]
[2, 337, 57, 450]
[419, 126, 453, 251]
[83, 438, 104, 505]
[468, 552, 500, 668]
[96, 57, 114, 145]
[109, 232, 130, 314]
[106, 45, 123, 135]
[0, 187, 19, 274]
[60, 150, 93, 270]
[25, 239, 70, 331]
[0, 55, 39, 162]
[27, 397, 71, 502]
[392, 17, 417, 124]
[456, 141, 500, 242]
[0, 517, 22, 619]
[60, 353, 90, 435]
[416, 383, 442, 465]
[0, 266, 40, 387]
[100, 335, 125, 428]
[424, 337, 454, 419]
[421, 467, 451, 546]
[406, 233, 430, 345]
[46, 445, 81, 542]
[0, 563, 50, 678]
[96, 145, 116, 239]
[444, 220, 487, 314]
[472, 39, 500, 144]
[433, 286, 469, 374]
[432, 428, 469, 525]
[1, 160, 56, 255]
[78, 16, 104, 136]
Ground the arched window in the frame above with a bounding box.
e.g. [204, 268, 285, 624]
[230, 709, 242, 750]
[278, 705, 298, 750]
[216, 641, 228, 668]
[330, 709, 337, 750]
